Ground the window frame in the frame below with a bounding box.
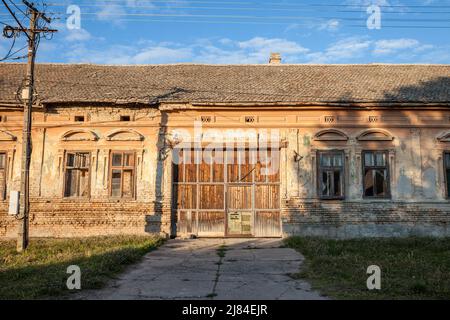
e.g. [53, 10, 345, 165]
[317, 150, 345, 200]
[63, 151, 91, 198]
[109, 151, 136, 199]
[443, 151, 450, 199]
[362, 150, 391, 199]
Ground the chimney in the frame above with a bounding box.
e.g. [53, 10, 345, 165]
[269, 52, 281, 65]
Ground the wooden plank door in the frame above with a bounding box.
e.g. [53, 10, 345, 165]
[174, 148, 281, 238]
[226, 184, 253, 236]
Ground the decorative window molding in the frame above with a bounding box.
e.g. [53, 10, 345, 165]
[106, 129, 144, 141]
[61, 130, 99, 142]
[368, 116, 379, 123]
[245, 116, 256, 123]
[201, 115, 212, 123]
[437, 131, 450, 143]
[313, 129, 349, 141]
[0, 130, 17, 142]
[324, 116, 336, 124]
[356, 129, 394, 141]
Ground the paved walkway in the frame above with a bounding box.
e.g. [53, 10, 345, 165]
[77, 238, 326, 300]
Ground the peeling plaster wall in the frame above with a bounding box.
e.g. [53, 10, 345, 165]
[1, 106, 450, 238]
[0, 106, 168, 238]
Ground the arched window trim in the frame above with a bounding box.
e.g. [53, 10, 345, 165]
[437, 131, 450, 143]
[0, 130, 17, 142]
[313, 129, 349, 141]
[356, 129, 394, 141]
[105, 129, 144, 141]
[61, 130, 99, 142]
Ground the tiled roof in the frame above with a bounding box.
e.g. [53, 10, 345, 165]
[0, 63, 449, 105]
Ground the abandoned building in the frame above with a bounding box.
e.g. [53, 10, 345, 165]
[0, 60, 450, 238]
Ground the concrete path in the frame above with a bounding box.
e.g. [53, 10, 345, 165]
[77, 238, 327, 300]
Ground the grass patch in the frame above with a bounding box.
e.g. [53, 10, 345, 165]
[216, 245, 227, 258]
[0, 235, 164, 300]
[284, 237, 450, 300]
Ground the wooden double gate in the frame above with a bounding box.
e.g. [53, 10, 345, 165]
[173, 149, 281, 237]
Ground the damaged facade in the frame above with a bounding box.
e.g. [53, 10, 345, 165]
[0, 62, 450, 238]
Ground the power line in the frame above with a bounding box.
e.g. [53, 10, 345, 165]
[7, 0, 29, 17]
[38, 0, 450, 8]
[22, 2, 450, 14]
[62, 12, 450, 23]
[73, 18, 450, 29]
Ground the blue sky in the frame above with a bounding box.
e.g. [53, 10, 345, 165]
[1, 0, 450, 64]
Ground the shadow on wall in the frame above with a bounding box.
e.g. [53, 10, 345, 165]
[335, 75, 450, 199]
[146, 87, 193, 238]
[379, 76, 450, 200]
[289, 76, 450, 236]
[145, 77, 450, 238]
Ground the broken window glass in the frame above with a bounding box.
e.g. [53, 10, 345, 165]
[318, 151, 344, 199]
[64, 152, 90, 198]
[363, 151, 389, 198]
[445, 152, 450, 198]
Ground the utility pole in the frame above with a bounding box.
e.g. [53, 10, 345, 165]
[1, 0, 56, 252]
[16, 8, 37, 252]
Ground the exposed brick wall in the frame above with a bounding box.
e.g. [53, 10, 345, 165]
[0, 200, 165, 238]
[282, 198, 450, 238]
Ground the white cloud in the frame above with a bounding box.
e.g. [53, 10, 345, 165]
[373, 38, 420, 55]
[97, 4, 126, 22]
[306, 37, 372, 63]
[38, 33, 447, 65]
[64, 28, 92, 42]
[318, 19, 340, 31]
[133, 46, 192, 64]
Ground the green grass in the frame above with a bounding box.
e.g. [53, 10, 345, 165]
[0, 235, 164, 300]
[284, 237, 450, 300]
[216, 244, 227, 258]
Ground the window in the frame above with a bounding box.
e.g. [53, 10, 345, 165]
[444, 152, 450, 198]
[318, 151, 344, 199]
[120, 115, 131, 122]
[110, 151, 135, 198]
[64, 152, 90, 197]
[0, 153, 6, 200]
[74, 116, 85, 122]
[363, 151, 390, 198]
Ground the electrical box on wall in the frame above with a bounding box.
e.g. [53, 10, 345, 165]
[8, 191, 19, 215]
